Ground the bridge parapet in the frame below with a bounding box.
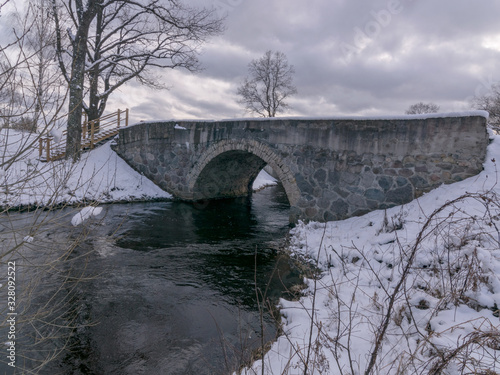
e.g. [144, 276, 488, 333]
[112, 113, 489, 222]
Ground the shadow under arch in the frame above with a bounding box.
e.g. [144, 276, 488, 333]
[187, 139, 300, 208]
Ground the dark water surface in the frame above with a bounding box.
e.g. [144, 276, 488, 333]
[34, 185, 301, 374]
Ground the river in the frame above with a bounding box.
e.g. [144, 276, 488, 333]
[1, 184, 302, 374]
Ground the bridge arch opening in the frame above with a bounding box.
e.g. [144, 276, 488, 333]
[188, 140, 300, 210]
[192, 150, 267, 200]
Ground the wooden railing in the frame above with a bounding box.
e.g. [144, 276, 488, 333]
[39, 108, 128, 162]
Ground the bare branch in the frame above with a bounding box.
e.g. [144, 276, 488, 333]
[471, 82, 500, 130]
[49, 0, 223, 159]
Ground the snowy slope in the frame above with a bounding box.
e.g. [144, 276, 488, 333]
[241, 133, 500, 374]
[0, 134, 171, 208]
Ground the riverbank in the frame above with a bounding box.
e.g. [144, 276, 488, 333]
[240, 132, 500, 374]
[0, 130, 277, 211]
[4, 129, 499, 374]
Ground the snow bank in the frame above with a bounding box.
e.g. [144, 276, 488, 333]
[252, 169, 277, 191]
[0, 131, 172, 208]
[241, 134, 500, 374]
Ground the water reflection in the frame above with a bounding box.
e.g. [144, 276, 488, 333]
[49, 184, 302, 375]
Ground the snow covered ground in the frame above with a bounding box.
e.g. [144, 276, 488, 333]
[0, 131, 171, 208]
[0, 130, 277, 212]
[3, 129, 499, 374]
[241, 133, 500, 374]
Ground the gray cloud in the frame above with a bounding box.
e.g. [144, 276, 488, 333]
[110, 0, 500, 120]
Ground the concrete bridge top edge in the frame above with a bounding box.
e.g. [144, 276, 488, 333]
[128, 110, 489, 128]
[121, 113, 489, 145]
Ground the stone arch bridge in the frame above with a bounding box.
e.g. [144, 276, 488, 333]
[112, 113, 488, 222]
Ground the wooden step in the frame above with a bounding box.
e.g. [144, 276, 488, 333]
[38, 109, 128, 162]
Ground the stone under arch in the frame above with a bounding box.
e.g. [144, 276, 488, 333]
[187, 139, 300, 206]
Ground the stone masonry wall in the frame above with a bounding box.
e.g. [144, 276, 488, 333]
[112, 113, 489, 222]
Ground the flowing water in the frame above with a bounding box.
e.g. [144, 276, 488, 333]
[1, 185, 302, 374]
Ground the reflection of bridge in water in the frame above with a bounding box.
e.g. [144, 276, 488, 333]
[112, 112, 488, 222]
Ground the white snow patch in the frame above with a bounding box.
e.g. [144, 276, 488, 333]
[71, 206, 103, 226]
[49, 127, 64, 143]
[252, 169, 278, 191]
[23, 236, 34, 243]
[126, 110, 489, 129]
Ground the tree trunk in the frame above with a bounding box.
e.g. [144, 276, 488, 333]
[65, 44, 86, 161]
[86, 6, 103, 132]
[87, 73, 101, 134]
[64, 0, 99, 161]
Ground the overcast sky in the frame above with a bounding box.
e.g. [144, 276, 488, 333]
[110, 0, 500, 124]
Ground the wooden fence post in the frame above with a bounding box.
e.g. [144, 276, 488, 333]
[46, 137, 51, 162]
[38, 108, 129, 161]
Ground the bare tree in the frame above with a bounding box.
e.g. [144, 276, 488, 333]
[24, 0, 64, 129]
[471, 82, 500, 130]
[237, 50, 297, 117]
[0, 4, 99, 373]
[51, 0, 224, 160]
[1, 0, 67, 168]
[405, 102, 440, 115]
